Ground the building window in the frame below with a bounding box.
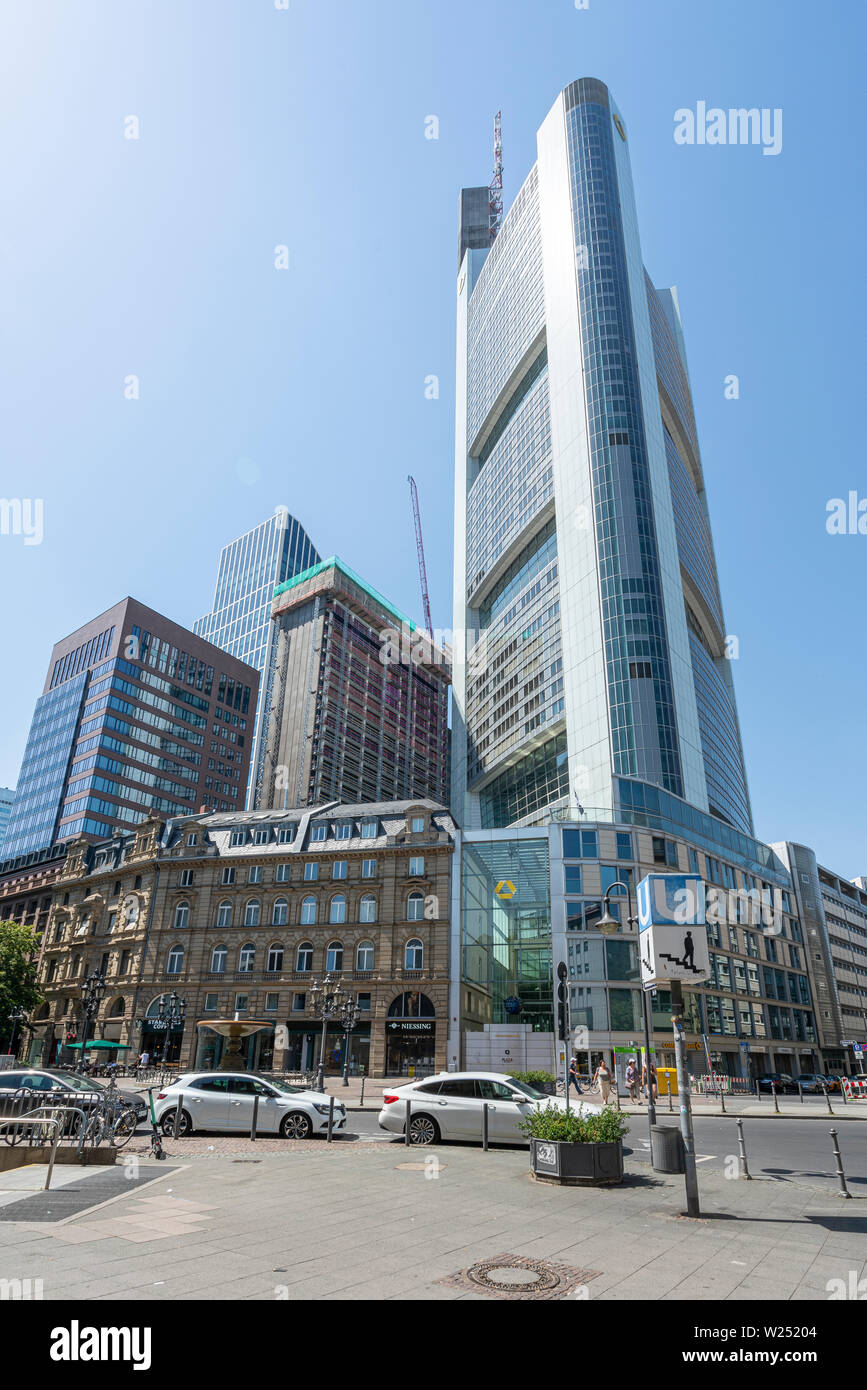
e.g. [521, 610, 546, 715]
[216, 900, 232, 928]
[244, 899, 260, 927]
[329, 894, 347, 925]
[411, 817, 425, 833]
[277, 827, 293, 845]
[265, 993, 279, 1012]
[332, 861, 347, 880]
[238, 943, 255, 973]
[652, 837, 678, 867]
[616, 832, 632, 861]
[356, 940, 374, 971]
[295, 943, 313, 972]
[310, 825, 327, 842]
[326, 941, 343, 972]
[357, 992, 371, 1012]
[407, 892, 425, 922]
[405, 938, 424, 970]
[564, 865, 582, 894]
[204, 993, 218, 1012]
[211, 945, 227, 973]
[563, 828, 598, 859]
[335, 823, 351, 840]
[359, 894, 376, 924]
[253, 828, 269, 846]
[272, 897, 288, 926]
[248, 866, 263, 885]
[304, 863, 319, 882]
[267, 944, 284, 972]
[292, 992, 306, 1011]
[173, 902, 189, 930]
[235, 994, 248, 1014]
[275, 863, 291, 883]
[409, 856, 424, 877]
[361, 822, 377, 840]
[362, 859, 377, 878]
[300, 897, 317, 925]
[221, 867, 235, 885]
[167, 944, 184, 975]
[180, 868, 194, 887]
[230, 830, 246, 847]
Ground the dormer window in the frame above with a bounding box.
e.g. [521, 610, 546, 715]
[410, 817, 425, 834]
[186, 833, 198, 847]
[230, 830, 246, 847]
[335, 823, 352, 841]
[361, 821, 378, 840]
[253, 828, 270, 846]
[310, 824, 327, 843]
[277, 827, 294, 845]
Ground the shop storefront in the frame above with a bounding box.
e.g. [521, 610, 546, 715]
[137, 997, 185, 1064]
[386, 993, 437, 1077]
[272, 1020, 371, 1076]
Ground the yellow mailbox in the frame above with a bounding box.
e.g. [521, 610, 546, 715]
[657, 1067, 678, 1096]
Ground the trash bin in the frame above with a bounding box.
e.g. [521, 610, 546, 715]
[657, 1066, 677, 1096]
[650, 1124, 685, 1173]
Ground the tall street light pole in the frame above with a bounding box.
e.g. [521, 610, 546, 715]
[596, 881, 657, 1146]
[340, 995, 360, 1087]
[309, 975, 344, 1093]
[77, 970, 107, 1073]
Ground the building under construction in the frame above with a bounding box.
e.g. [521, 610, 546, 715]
[259, 557, 450, 810]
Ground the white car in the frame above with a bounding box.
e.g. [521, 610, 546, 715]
[152, 1072, 347, 1139]
[378, 1071, 601, 1146]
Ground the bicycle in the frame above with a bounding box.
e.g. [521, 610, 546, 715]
[78, 1080, 139, 1150]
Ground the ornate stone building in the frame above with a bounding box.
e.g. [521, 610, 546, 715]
[33, 802, 455, 1077]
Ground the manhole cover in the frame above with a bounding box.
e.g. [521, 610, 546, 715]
[438, 1252, 601, 1301]
[468, 1258, 560, 1294]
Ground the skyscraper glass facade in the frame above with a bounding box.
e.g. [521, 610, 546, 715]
[452, 79, 752, 838]
[194, 508, 320, 808]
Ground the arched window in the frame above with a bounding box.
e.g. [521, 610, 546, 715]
[267, 943, 284, 972]
[272, 897, 288, 926]
[387, 991, 435, 1018]
[108, 997, 125, 1017]
[356, 940, 374, 971]
[407, 891, 425, 922]
[329, 894, 346, 925]
[296, 941, 313, 972]
[300, 896, 317, 925]
[173, 901, 189, 930]
[244, 899, 260, 927]
[359, 894, 377, 924]
[167, 944, 184, 975]
[326, 940, 343, 972]
[211, 945, 227, 974]
[216, 900, 232, 928]
[405, 938, 424, 970]
[239, 942, 255, 973]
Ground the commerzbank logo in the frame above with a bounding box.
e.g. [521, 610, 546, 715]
[494, 880, 516, 901]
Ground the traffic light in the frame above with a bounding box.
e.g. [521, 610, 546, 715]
[557, 961, 568, 1042]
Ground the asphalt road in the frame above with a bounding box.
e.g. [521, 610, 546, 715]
[345, 1108, 867, 1194]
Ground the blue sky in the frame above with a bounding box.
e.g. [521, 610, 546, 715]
[0, 0, 863, 873]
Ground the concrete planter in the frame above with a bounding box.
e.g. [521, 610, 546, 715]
[530, 1136, 624, 1186]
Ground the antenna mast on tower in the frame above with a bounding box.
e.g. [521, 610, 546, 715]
[489, 109, 503, 242]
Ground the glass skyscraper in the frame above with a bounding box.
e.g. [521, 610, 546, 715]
[194, 507, 320, 808]
[452, 78, 752, 836]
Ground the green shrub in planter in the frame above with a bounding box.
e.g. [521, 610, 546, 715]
[506, 1069, 556, 1090]
[519, 1103, 629, 1144]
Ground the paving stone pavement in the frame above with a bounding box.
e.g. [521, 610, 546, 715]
[0, 1142, 864, 1301]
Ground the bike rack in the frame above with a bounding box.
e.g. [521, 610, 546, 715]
[0, 1106, 88, 1189]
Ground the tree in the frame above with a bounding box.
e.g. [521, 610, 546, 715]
[0, 920, 43, 1050]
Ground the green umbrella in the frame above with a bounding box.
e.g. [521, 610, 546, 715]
[66, 1041, 132, 1050]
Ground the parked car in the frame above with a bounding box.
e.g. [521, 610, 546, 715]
[152, 1072, 346, 1138]
[377, 1071, 601, 1146]
[0, 1067, 147, 1123]
[754, 1073, 797, 1094]
[793, 1073, 832, 1094]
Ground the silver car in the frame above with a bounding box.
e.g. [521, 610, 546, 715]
[153, 1072, 347, 1139]
[378, 1071, 601, 1146]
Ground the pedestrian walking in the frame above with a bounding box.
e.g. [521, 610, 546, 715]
[592, 1058, 613, 1105]
[642, 1058, 658, 1102]
[139, 1049, 150, 1069]
[568, 1056, 583, 1095]
[624, 1057, 640, 1102]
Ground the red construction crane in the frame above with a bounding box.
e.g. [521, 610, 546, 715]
[407, 475, 433, 637]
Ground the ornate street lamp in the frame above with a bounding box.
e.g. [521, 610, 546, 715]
[596, 880, 657, 1132]
[77, 970, 107, 1072]
[339, 995, 360, 1088]
[157, 991, 187, 1068]
[309, 974, 344, 1093]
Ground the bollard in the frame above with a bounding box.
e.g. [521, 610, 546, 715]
[360, 1075, 366, 1108]
[482, 1102, 489, 1152]
[250, 1094, 259, 1142]
[771, 1081, 780, 1114]
[735, 1118, 752, 1180]
[822, 1083, 834, 1116]
[326, 1095, 335, 1143]
[172, 1093, 183, 1141]
[830, 1129, 851, 1199]
[668, 1088, 673, 1113]
[405, 1097, 412, 1146]
[719, 1086, 726, 1115]
[839, 1079, 847, 1106]
[798, 1081, 804, 1105]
